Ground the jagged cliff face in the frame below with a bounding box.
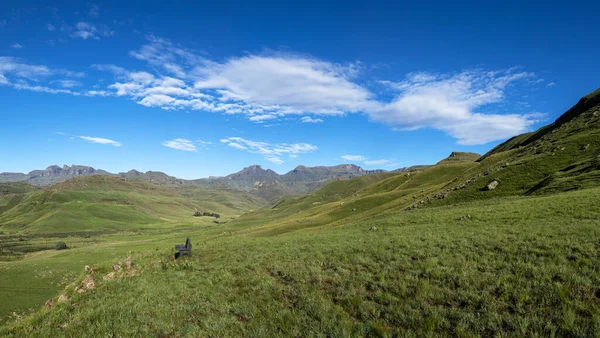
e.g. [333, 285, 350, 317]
[0, 165, 105, 186]
[190, 164, 373, 200]
[39, 165, 97, 177]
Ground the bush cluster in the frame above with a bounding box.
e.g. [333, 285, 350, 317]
[193, 211, 220, 218]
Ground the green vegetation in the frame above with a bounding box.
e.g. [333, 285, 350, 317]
[0, 88, 599, 336]
[0, 182, 37, 195]
[2, 188, 600, 336]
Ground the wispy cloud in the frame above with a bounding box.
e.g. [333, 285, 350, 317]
[69, 22, 114, 40]
[11, 43, 23, 49]
[51, 79, 82, 88]
[220, 137, 317, 164]
[341, 155, 365, 161]
[341, 155, 396, 167]
[79, 136, 122, 147]
[162, 138, 198, 152]
[547, 82, 555, 87]
[0, 56, 88, 96]
[300, 116, 323, 123]
[47, 23, 55, 31]
[89, 5, 99, 17]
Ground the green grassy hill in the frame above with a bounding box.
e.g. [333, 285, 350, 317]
[0, 176, 264, 233]
[3, 186, 600, 337]
[231, 87, 600, 235]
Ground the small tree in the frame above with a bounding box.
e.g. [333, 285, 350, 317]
[56, 242, 68, 250]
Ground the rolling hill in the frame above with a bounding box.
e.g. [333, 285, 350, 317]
[230, 87, 600, 234]
[0, 176, 265, 233]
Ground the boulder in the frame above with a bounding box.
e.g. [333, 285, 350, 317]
[81, 274, 95, 291]
[57, 294, 68, 303]
[122, 256, 132, 270]
[486, 180, 499, 190]
[369, 226, 377, 231]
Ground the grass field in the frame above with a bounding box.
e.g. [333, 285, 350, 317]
[1, 187, 600, 336]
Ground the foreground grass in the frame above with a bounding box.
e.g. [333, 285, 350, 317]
[2, 187, 600, 337]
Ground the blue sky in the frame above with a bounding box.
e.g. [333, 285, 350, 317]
[1, 1, 598, 179]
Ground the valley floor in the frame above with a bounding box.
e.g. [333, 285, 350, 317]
[2, 187, 600, 336]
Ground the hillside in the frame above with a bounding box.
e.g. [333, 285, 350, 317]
[0, 182, 37, 195]
[0, 176, 258, 233]
[228, 88, 600, 234]
[191, 164, 376, 201]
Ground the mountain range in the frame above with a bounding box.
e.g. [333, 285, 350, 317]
[0, 163, 398, 202]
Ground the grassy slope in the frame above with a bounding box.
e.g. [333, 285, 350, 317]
[2, 187, 600, 336]
[176, 186, 269, 214]
[0, 182, 37, 195]
[234, 160, 480, 235]
[0, 176, 264, 233]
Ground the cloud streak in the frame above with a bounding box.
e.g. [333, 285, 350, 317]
[79, 136, 122, 147]
[341, 155, 396, 167]
[220, 137, 317, 164]
[162, 138, 199, 152]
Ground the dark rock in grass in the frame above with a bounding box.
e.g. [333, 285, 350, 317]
[352, 208, 357, 212]
[370, 226, 377, 231]
[56, 242, 68, 250]
[581, 144, 590, 150]
[457, 215, 472, 221]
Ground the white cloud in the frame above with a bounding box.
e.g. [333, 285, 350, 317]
[70, 22, 114, 40]
[0, 57, 88, 96]
[11, 43, 23, 49]
[0, 57, 53, 80]
[228, 142, 247, 150]
[373, 69, 541, 145]
[547, 82, 555, 87]
[51, 79, 81, 88]
[95, 38, 543, 145]
[162, 138, 197, 152]
[221, 137, 317, 164]
[79, 136, 122, 147]
[2, 36, 546, 146]
[47, 23, 55, 31]
[341, 155, 396, 167]
[300, 116, 323, 123]
[249, 114, 279, 122]
[194, 55, 370, 115]
[364, 159, 392, 166]
[341, 155, 365, 161]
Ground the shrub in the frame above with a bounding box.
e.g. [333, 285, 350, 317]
[56, 242, 68, 250]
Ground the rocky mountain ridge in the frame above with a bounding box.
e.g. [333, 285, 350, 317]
[0, 163, 390, 201]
